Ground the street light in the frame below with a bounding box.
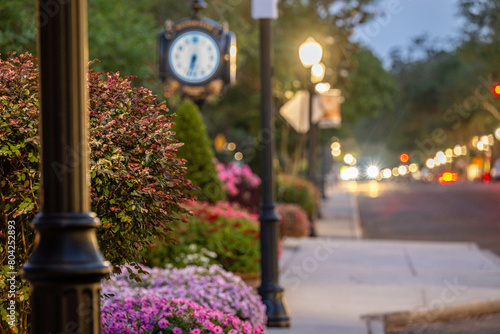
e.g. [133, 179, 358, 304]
[311, 62, 326, 83]
[257, 17, 290, 328]
[298, 37, 323, 185]
[22, 0, 111, 332]
[315, 82, 331, 94]
[299, 37, 323, 67]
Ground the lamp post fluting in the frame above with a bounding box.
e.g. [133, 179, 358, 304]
[22, 0, 111, 332]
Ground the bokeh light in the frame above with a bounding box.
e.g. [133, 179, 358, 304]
[234, 152, 243, 161]
[382, 168, 392, 179]
[344, 154, 355, 165]
[367, 166, 379, 178]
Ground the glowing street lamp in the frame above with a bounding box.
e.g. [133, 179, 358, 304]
[311, 62, 326, 83]
[315, 82, 331, 94]
[299, 37, 323, 67]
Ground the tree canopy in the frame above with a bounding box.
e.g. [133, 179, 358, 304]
[346, 0, 500, 165]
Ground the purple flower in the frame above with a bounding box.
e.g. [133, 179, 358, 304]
[102, 295, 264, 334]
[102, 265, 267, 326]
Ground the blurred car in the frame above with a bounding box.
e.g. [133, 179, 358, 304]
[490, 159, 500, 181]
[438, 171, 459, 185]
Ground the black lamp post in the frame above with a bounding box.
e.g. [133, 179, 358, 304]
[299, 37, 324, 234]
[298, 37, 324, 187]
[22, 0, 111, 333]
[257, 18, 291, 328]
[307, 84, 318, 184]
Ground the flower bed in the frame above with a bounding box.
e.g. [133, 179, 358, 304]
[216, 161, 261, 213]
[141, 201, 260, 274]
[185, 200, 259, 224]
[102, 295, 266, 334]
[102, 265, 267, 327]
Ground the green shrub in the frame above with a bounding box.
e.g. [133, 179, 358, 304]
[171, 100, 226, 203]
[142, 200, 260, 274]
[0, 52, 194, 332]
[277, 174, 319, 217]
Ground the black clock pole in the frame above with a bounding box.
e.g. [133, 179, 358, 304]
[190, 0, 207, 18]
[257, 18, 291, 328]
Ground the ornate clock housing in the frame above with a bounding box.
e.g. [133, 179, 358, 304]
[168, 31, 220, 84]
[158, 15, 236, 100]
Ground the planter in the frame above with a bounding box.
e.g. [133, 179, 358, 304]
[234, 272, 261, 288]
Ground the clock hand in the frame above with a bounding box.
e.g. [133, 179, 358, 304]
[187, 54, 197, 76]
[190, 54, 197, 68]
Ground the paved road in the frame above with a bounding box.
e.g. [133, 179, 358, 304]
[355, 181, 500, 255]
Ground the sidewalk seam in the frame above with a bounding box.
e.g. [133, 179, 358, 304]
[403, 248, 418, 277]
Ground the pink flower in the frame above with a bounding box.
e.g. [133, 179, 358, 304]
[212, 326, 224, 334]
[205, 321, 215, 330]
[158, 318, 169, 328]
[173, 327, 183, 334]
[189, 329, 201, 334]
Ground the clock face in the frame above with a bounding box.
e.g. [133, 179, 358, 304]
[168, 31, 220, 84]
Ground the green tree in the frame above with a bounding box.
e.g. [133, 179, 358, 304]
[0, 1, 36, 54]
[88, 0, 158, 88]
[0, 0, 159, 88]
[351, 27, 500, 165]
[171, 100, 226, 203]
[342, 47, 398, 124]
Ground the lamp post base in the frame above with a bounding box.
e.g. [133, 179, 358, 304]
[22, 212, 111, 333]
[258, 285, 291, 327]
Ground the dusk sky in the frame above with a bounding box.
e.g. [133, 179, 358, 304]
[352, 0, 463, 67]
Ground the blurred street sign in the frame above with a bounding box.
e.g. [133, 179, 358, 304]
[252, 0, 278, 19]
[280, 90, 319, 133]
[280, 90, 342, 132]
[314, 89, 342, 128]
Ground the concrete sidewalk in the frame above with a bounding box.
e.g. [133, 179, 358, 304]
[267, 184, 500, 334]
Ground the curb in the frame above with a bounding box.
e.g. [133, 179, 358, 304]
[382, 299, 500, 332]
[362, 315, 386, 334]
[349, 192, 363, 239]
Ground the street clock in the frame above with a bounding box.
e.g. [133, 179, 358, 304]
[158, 1, 236, 100]
[169, 31, 220, 84]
